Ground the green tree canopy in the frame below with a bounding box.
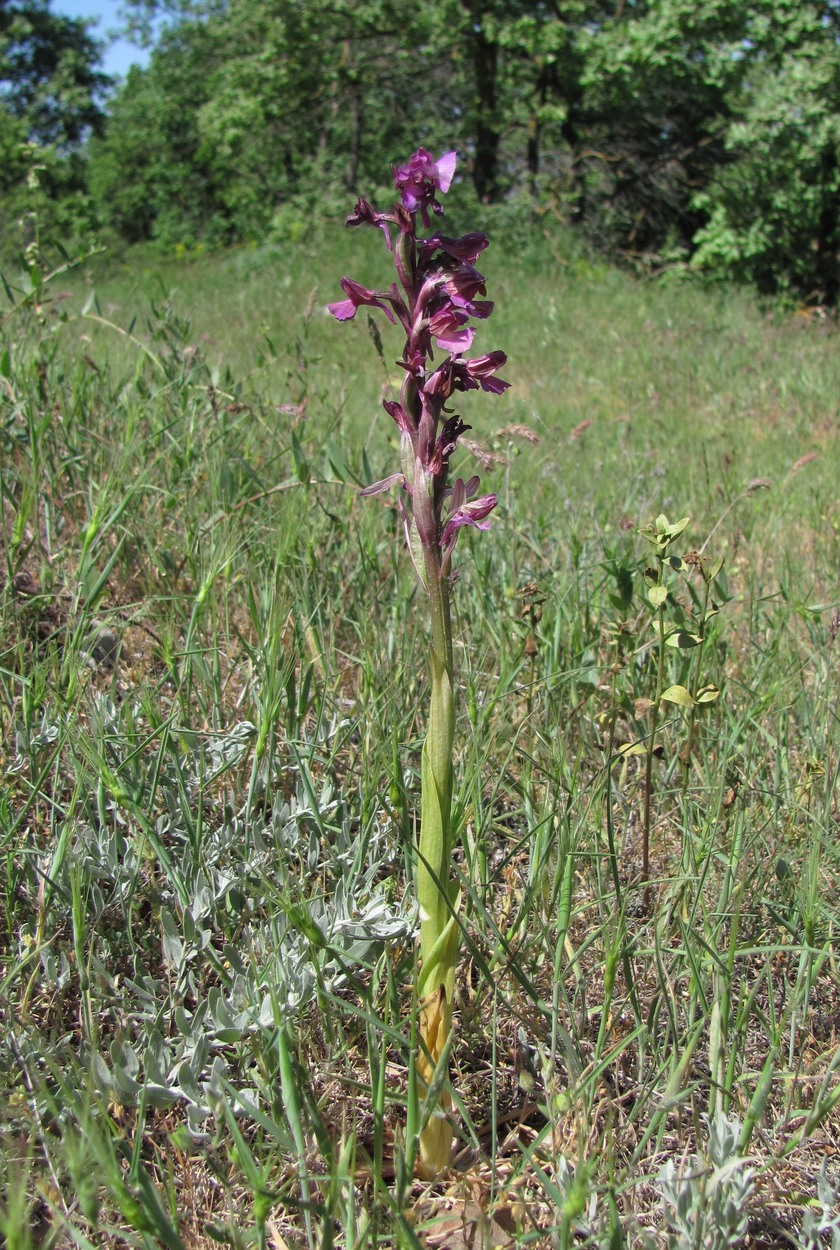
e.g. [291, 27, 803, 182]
[1, 0, 110, 147]
[691, 1, 840, 301]
[81, 0, 840, 301]
[1, 0, 109, 252]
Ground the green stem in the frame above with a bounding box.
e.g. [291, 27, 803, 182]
[683, 573, 711, 792]
[418, 539, 456, 996]
[415, 538, 458, 1177]
[424, 540, 453, 673]
[642, 555, 666, 890]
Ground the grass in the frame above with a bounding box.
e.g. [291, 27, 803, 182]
[1, 215, 839, 1249]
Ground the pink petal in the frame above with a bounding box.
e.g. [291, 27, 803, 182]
[435, 326, 475, 353]
[328, 299, 357, 321]
[435, 151, 458, 192]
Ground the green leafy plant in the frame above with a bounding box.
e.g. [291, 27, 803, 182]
[620, 514, 726, 889]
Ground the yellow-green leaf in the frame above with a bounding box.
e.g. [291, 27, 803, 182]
[665, 629, 702, 648]
[618, 741, 647, 757]
[661, 684, 693, 706]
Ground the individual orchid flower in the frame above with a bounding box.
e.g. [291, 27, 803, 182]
[441, 485, 498, 549]
[345, 195, 395, 248]
[329, 148, 508, 1180]
[393, 148, 458, 224]
[327, 277, 404, 325]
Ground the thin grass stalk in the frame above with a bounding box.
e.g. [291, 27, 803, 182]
[642, 565, 666, 893]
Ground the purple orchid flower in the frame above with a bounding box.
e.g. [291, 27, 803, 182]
[419, 233, 489, 264]
[327, 277, 399, 324]
[346, 196, 395, 249]
[441, 489, 498, 551]
[423, 351, 510, 401]
[426, 305, 475, 354]
[453, 351, 511, 394]
[329, 148, 508, 579]
[393, 148, 458, 226]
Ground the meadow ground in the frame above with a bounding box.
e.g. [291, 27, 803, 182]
[1, 216, 839, 1248]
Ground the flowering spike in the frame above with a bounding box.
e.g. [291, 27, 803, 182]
[330, 146, 509, 1180]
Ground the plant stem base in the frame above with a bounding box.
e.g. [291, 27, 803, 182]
[417, 985, 454, 1178]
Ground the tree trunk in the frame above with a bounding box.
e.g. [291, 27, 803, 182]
[527, 62, 552, 195]
[463, 1, 499, 202]
[815, 146, 839, 305]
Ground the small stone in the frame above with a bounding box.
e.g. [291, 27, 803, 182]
[85, 621, 121, 671]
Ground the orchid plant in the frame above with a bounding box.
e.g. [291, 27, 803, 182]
[329, 148, 508, 1178]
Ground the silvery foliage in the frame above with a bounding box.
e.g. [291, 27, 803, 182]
[9, 709, 62, 770]
[551, 1129, 838, 1250]
[796, 1166, 840, 1250]
[656, 1114, 754, 1250]
[9, 694, 412, 1139]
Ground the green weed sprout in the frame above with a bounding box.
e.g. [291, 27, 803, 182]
[638, 514, 724, 885]
[329, 149, 508, 1177]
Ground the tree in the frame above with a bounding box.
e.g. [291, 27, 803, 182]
[1, 0, 110, 148]
[691, 1, 840, 301]
[86, 0, 840, 301]
[572, 0, 748, 257]
[1, 1, 109, 252]
[88, 28, 221, 244]
[90, 0, 464, 243]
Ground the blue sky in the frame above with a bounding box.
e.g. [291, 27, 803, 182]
[51, 1, 151, 80]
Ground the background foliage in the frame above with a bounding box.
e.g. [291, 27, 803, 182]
[2, 0, 840, 299]
[1, 200, 838, 1247]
